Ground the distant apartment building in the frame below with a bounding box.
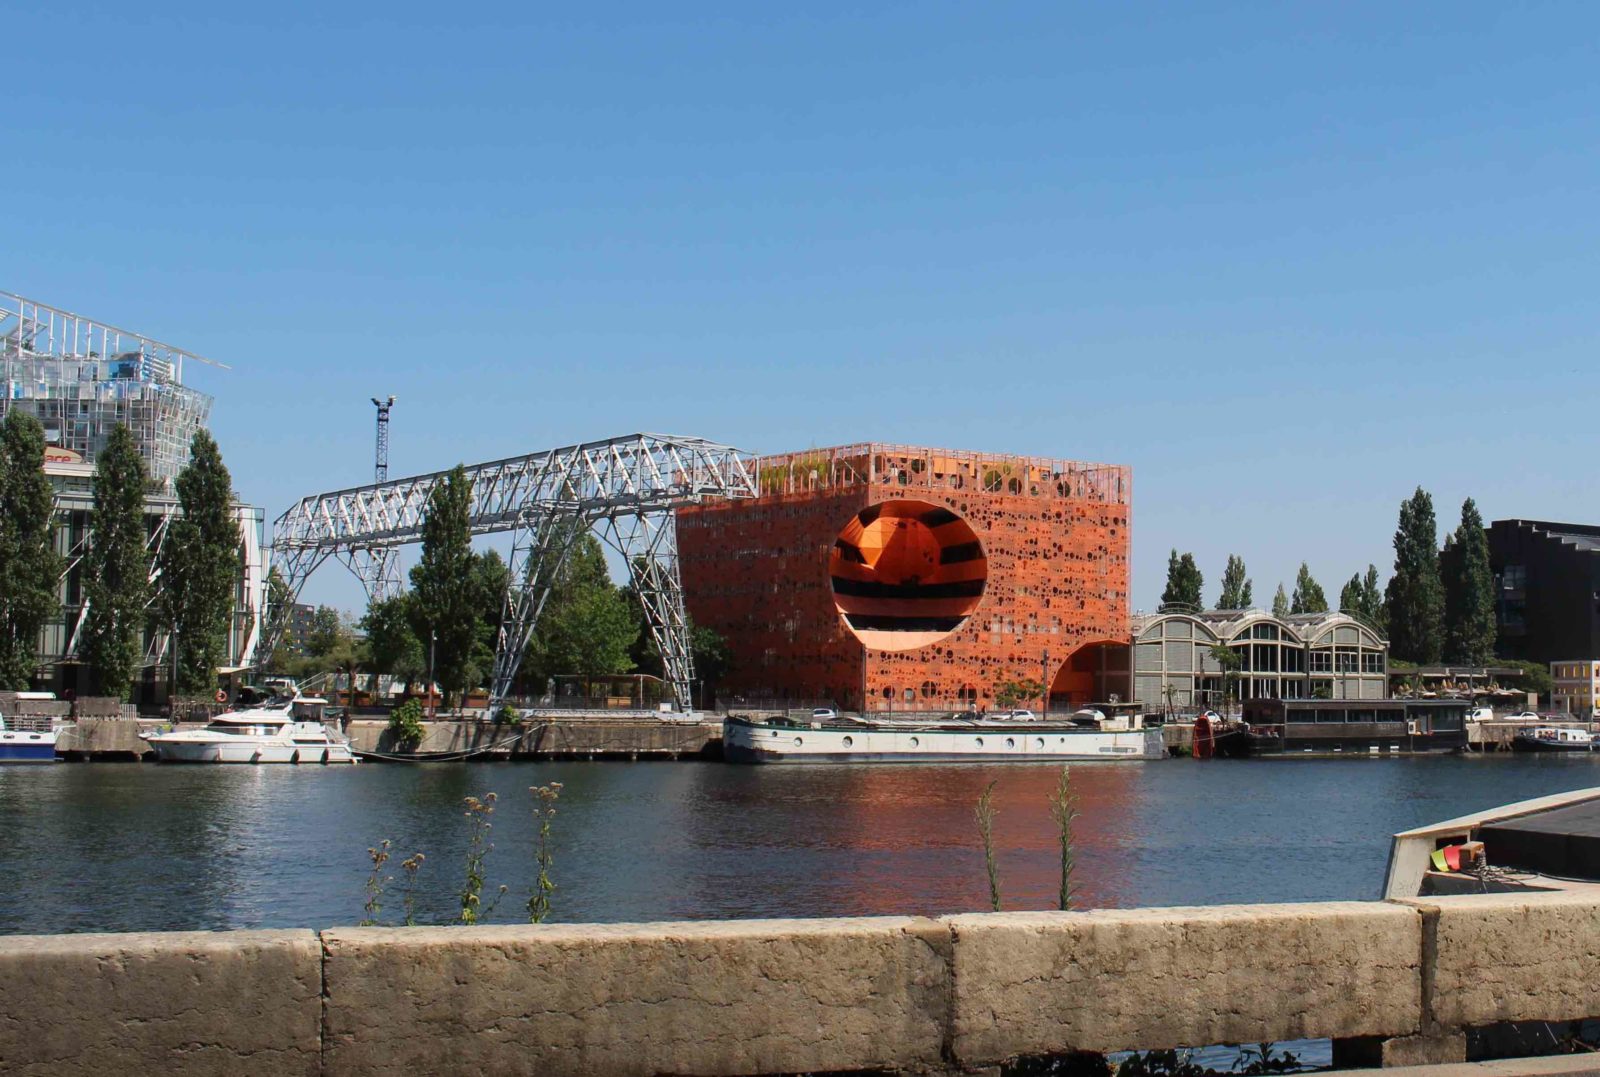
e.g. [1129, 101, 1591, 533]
[1551, 660, 1600, 718]
[1130, 608, 1388, 710]
[1479, 520, 1600, 665]
[40, 457, 266, 698]
[285, 604, 318, 654]
[3, 292, 265, 696]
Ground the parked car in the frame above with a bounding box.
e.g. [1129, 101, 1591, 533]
[811, 707, 837, 721]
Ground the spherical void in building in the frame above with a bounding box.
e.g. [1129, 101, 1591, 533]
[829, 499, 987, 651]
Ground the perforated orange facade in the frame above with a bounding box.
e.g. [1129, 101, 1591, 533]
[676, 444, 1131, 713]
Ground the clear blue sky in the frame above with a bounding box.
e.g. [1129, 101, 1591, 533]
[6, 3, 1596, 614]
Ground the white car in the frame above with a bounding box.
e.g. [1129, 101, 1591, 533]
[998, 709, 1037, 721]
[811, 707, 837, 721]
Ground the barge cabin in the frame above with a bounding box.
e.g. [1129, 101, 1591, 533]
[1240, 698, 1468, 756]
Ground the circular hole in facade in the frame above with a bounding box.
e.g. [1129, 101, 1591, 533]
[829, 499, 987, 652]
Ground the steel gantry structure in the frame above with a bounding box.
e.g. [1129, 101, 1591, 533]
[268, 433, 758, 710]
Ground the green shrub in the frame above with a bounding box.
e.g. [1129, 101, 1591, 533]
[495, 704, 523, 728]
[388, 699, 425, 749]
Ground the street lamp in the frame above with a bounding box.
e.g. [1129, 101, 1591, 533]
[428, 629, 437, 719]
[170, 626, 180, 705]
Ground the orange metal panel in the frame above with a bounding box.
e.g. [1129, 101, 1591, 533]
[677, 443, 1130, 713]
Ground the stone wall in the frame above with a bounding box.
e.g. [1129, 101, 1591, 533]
[1, 895, 1597, 1075]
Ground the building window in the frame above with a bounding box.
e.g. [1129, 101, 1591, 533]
[1309, 650, 1332, 673]
[1361, 652, 1383, 674]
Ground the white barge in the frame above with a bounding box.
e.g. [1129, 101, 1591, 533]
[723, 713, 1165, 764]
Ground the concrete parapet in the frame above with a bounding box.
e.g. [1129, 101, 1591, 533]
[1396, 892, 1600, 1029]
[321, 917, 950, 1076]
[11, 896, 1600, 1073]
[0, 929, 320, 1076]
[945, 902, 1421, 1063]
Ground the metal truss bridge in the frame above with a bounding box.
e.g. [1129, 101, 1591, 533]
[269, 433, 757, 710]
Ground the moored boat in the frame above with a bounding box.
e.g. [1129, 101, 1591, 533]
[0, 713, 57, 764]
[1510, 726, 1596, 753]
[722, 712, 1164, 763]
[1235, 698, 1468, 756]
[141, 693, 356, 764]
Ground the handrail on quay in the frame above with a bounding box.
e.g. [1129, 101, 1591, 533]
[3, 890, 1598, 1075]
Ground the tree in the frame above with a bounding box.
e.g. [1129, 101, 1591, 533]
[995, 677, 1046, 709]
[82, 424, 150, 698]
[362, 594, 425, 691]
[469, 549, 512, 688]
[262, 567, 294, 660]
[305, 605, 343, 657]
[1360, 564, 1386, 635]
[521, 531, 626, 689]
[1209, 643, 1243, 707]
[1290, 563, 1328, 614]
[538, 584, 638, 678]
[1443, 498, 1496, 666]
[1161, 549, 1204, 609]
[1385, 487, 1444, 664]
[158, 432, 240, 694]
[408, 465, 480, 706]
[1271, 583, 1289, 619]
[1339, 574, 1363, 616]
[0, 411, 65, 689]
[1218, 555, 1253, 610]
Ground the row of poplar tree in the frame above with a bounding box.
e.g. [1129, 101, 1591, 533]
[275, 465, 730, 707]
[1161, 488, 1498, 666]
[0, 411, 239, 698]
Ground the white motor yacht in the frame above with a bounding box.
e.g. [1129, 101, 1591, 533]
[142, 693, 357, 764]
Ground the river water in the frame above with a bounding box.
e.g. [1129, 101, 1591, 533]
[2, 754, 1598, 936]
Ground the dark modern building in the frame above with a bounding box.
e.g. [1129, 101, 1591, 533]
[1480, 520, 1600, 665]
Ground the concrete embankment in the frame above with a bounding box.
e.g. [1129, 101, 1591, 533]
[46, 715, 722, 761]
[4, 891, 1599, 1075]
[344, 715, 721, 759]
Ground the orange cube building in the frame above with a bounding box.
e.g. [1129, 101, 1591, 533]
[675, 443, 1132, 713]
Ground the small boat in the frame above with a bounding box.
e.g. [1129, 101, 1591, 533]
[141, 692, 357, 764]
[722, 711, 1165, 764]
[1510, 726, 1596, 753]
[0, 712, 57, 764]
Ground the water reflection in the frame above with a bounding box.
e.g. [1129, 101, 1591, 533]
[0, 755, 1597, 934]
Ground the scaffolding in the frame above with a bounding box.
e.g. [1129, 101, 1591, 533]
[0, 291, 223, 488]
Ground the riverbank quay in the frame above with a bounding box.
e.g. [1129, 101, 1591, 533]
[39, 714, 723, 761]
[4, 892, 1600, 1076]
[345, 714, 720, 759]
[1468, 721, 1600, 752]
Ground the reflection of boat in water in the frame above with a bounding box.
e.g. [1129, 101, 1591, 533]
[0, 713, 57, 764]
[723, 712, 1164, 763]
[141, 692, 356, 764]
[1511, 726, 1596, 753]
